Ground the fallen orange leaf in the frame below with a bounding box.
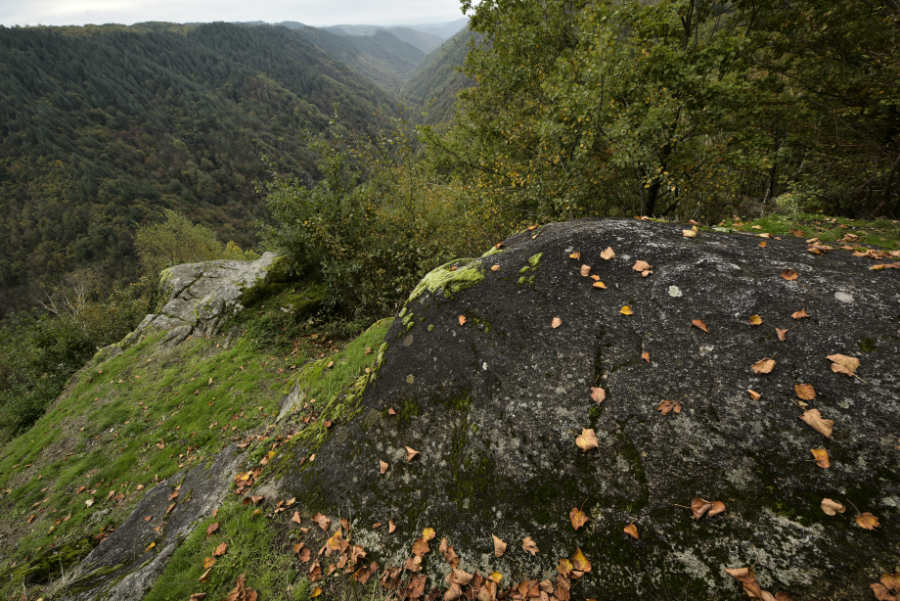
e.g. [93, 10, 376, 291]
[751, 358, 776, 374]
[747, 389, 761, 401]
[633, 260, 652, 272]
[569, 251, 581, 260]
[379, 460, 388, 475]
[623, 523, 639, 540]
[207, 522, 219, 536]
[569, 508, 589, 530]
[522, 536, 539, 555]
[490, 264, 500, 272]
[682, 229, 697, 238]
[571, 548, 591, 573]
[313, 512, 331, 531]
[492, 534, 507, 557]
[291, 511, 302, 525]
[458, 315, 467, 326]
[781, 268, 799, 281]
[590, 387, 606, 404]
[405, 446, 420, 462]
[776, 327, 788, 341]
[810, 448, 830, 468]
[388, 519, 396, 533]
[791, 308, 810, 320]
[620, 305, 633, 316]
[641, 351, 650, 363]
[551, 317, 562, 329]
[580, 265, 591, 277]
[691, 319, 709, 333]
[214, 542, 228, 557]
[600, 247, 615, 260]
[592, 280, 607, 289]
[794, 383, 816, 401]
[856, 512, 880, 530]
[749, 314, 763, 326]
[657, 399, 682, 415]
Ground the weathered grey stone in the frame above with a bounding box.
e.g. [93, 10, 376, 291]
[135, 252, 280, 344]
[58, 447, 240, 601]
[287, 219, 899, 600]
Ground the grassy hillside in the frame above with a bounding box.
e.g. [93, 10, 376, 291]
[402, 27, 476, 123]
[0, 22, 400, 313]
[0, 275, 394, 599]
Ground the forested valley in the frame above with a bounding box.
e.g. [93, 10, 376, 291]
[1, 1, 897, 442]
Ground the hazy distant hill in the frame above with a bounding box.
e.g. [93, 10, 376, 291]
[409, 18, 469, 40]
[0, 22, 399, 311]
[402, 27, 476, 123]
[327, 25, 444, 54]
[282, 22, 424, 91]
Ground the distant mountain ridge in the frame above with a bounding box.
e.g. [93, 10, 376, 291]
[0, 21, 400, 311]
[402, 26, 476, 123]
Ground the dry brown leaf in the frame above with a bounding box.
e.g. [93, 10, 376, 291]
[203, 556, 216, 569]
[522, 536, 539, 555]
[600, 247, 615, 260]
[198, 568, 211, 582]
[388, 519, 396, 534]
[691, 498, 712, 519]
[206, 522, 219, 536]
[800, 408, 833, 438]
[623, 523, 639, 540]
[412, 537, 430, 557]
[590, 387, 606, 404]
[224, 574, 258, 601]
[291, 511, 302, 525]
[492, 534, 507, 557]
[794, 383, 816, 401]
[682, 229, 697, 238]
[747, 389, 761, 401]
[641, 351, 650, 363]
[620, 305, 633, 316]
[379, 460, 388, 475]
[569, 508, 589, 530]
[313, 512, 331, 531]
[657, 399, 682, 415]
[820, 498, 846, 516]
[490, 264, 500, 272]
[791, 308, 810, 320]
[810, 448, 830, 468]
[580, 265, 591, 277]
[759, 241, 768, 248]
[708, 501, 726, 517]
[870, 582, 897, 601]
[458, 315, 467, 326]
[451, 568, 474, 586]
[557, 558, 573, 576]
[633, 260, 652, 272]
[691, 319, 709, 333]
[575, 428, 599, 451]
[776, 328, 788, 341]
[781, 268, 799, 281]
[551, 316, 563, 329]
[749, 314, 763, 326]
[592, 280, 607, 289]
[402, 445, 422, 462]
[870, 263, 900, 270]
[827, 354, 859, 377]
[856, 512, 880, 530]
[751, 358, 776, 374]
[214, 542, 228, 557]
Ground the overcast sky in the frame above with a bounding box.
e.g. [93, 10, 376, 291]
[0, 0, 465, 27]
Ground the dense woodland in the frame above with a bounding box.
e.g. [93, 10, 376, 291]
[1, 1, 898, 440]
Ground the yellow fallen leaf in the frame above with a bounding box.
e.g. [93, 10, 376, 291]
[623, 523, 639, 540]
[856, 512, 880, 530]
[682, 229, 697, 238]
[810, 448, 830, 468]
[592, 280, 607, 289]
[203, 556, 216, 569]
[422, 527, 436, 542]
[458, 315, 467, 326]
[620, 305, 633, 316]
[749, 314, 763, 326]
[145, 541, 156, 552]
[781, 268, 799, 280]
[311, 586, 322, 598]
[569, 251, 581, 260]
[489, 571, 503, 584]
[571, 548, 591, 572]
[575, 428, 599, 451]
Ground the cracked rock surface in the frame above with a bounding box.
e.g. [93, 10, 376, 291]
[136, 252, 279, 345]
[289, 219, 899, 600]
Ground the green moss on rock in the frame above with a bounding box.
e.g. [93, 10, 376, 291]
[406, 259, 485, 303]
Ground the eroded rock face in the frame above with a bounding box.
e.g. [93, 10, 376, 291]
[290, 220, 899, 600]
[136, 252, 280, 345]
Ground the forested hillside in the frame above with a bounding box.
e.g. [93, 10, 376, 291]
[0, 22, 400, 313]
[402, 27, 475, 123]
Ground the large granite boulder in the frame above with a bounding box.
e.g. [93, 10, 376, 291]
[289, 219, 900, 600]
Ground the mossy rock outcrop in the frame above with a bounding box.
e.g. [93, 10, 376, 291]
[287, 219, 900, 600]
